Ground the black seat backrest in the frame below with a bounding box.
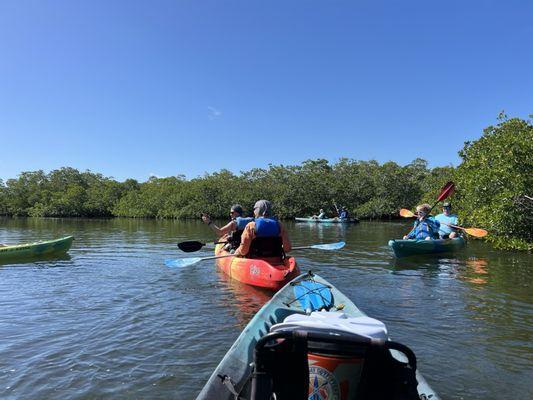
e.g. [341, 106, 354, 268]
[248, 236, 284, 258]
[251, 329, 419, 400]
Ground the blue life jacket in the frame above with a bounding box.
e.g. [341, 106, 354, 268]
[407, 217, 440, 240]
[255, 218, 281, 237]
[339, 211, 348, 219]
[250, 217, 283, 258]
[235, 217, 254, 230]
[228, 217, 254, 249]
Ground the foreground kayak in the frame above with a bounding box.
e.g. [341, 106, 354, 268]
[0, 236, 74, 263]
[295, 217, 358, 223]
[214, 243, 300, 290]
[388, 237, 466, 258]
[197, 272, 439, 400]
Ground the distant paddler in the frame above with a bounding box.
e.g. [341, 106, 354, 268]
[311, 208, 327, 219]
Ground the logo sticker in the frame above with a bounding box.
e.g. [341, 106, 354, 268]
[308, 366, 340, 400]
[249, 264, 260, 276]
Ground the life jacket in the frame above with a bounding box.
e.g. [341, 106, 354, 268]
[249, 218, 284, 258]
[339, 211, 348, 219]
[228, 217, 254, 248]
[412, 217, 440, 240]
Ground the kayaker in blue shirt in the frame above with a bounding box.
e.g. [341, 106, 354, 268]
[403, 204, 440, 240]
[435, 202, 459, 239]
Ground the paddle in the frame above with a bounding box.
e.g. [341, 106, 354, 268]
[177, 240, 227, 252]
[165, 241, 346, 268]
[399, 208, 488, 238]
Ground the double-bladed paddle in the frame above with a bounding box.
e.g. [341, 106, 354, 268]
[165, 241, 346, 268]
[399, 208, 488, 238]
[177, 240, 227, 252]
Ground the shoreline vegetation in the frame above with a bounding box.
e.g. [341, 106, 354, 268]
[1, 116, 531, 250]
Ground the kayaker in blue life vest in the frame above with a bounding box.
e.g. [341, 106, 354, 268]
[338, 207, 349, 220]
[435, 202, 459, 239]
[403, 204, 440, 240]
[234, 200, 292, 258]
[202, 204, 253, 249]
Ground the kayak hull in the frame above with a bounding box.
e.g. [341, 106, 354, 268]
[295, 217, 358, 223]
[0, 236, 74, 263]
[388, 237, 466, 258]
[215, 244, 300, 290]
[197, 272, 439, 400]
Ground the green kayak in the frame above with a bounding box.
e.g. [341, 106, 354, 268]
[0, 236, 74, 263]
[197, 272, 438, 399]
[295, 217, 359, 223]
[388, 237, 465, 258]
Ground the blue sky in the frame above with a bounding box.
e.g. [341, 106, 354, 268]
[1, 0, 532, 182]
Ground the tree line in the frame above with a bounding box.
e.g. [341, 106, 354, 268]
[0, 115, 531, 250]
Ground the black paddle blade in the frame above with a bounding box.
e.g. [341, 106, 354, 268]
[177, 241, 205, 252]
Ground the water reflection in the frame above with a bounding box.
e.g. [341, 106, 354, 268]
[216, 271, 271, 328]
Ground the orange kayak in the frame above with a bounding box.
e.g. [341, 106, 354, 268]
[214, 243, 300, 291]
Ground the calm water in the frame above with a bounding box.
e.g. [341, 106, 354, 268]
[0, 218, 531, 399]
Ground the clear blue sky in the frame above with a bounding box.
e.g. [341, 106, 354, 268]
[1, 0, 531, 182]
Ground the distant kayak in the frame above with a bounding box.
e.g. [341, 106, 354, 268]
[197, 272, 439, 399]
[214, 243, 299, 290]
[0, 236, 74, 263]
[295, 217, 359, 223]
[388, 237, 465, 258]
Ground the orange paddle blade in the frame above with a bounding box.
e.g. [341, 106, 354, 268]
[464, 227, 488, 238]
[399, 209, 415, 218]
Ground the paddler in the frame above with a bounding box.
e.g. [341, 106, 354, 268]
[234, 200, 292, 258]
[435, 202, 459, 239]
[312, 209, 327, 219]
[202, 204, 253, 249]
[403, 203, 441, 240]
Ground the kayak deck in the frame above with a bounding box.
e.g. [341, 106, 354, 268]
[214, 243, 300, 290]
[197, 272, 439, 399]
[388, 237, 466, 258]
[0, 236, 74, 263]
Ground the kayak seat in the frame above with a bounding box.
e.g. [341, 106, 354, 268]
[248, 236, 285, 259]
[251, 329, 419, 400]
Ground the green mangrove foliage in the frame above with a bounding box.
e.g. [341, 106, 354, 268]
[0, 160, 442, 220]
[454, 116, 533, 250]
[0, 115, 531, 250]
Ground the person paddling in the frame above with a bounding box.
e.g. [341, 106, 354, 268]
[202, 204, 253, 250]
[403, 204, 440, 240]
[234, 200, 292, 258]
[338, 207, 349, 220]
[435, 202, 459, 239]
[312, 209, 327, 219]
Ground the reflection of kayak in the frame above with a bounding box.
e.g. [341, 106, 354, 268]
[197, 272, 438, 400]
[0, 236, 74, 263]
[295, 217, 359, 223]
[215, 243, 299, 290]
[388, 237, 465, 258]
